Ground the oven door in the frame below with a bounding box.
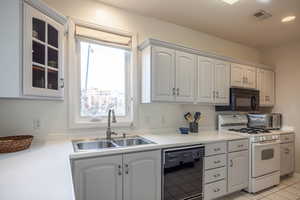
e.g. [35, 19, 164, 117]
[252, 140, 280, 178]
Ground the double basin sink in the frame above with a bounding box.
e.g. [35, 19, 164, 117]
[73, 135, 155, 152]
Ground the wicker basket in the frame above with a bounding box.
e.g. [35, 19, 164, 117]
[0, 135, 33, 153]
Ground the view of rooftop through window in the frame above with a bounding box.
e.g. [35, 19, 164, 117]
[80, 41, 129, 117]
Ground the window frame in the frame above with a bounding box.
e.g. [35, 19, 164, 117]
[68, 19, 138, 129]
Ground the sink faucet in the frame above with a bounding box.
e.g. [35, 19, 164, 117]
[106, 109, 117, 140]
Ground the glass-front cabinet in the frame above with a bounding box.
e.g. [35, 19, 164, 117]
[23, 3, 64, 98]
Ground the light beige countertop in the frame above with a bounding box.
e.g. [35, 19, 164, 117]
[0, 128, 294, 200]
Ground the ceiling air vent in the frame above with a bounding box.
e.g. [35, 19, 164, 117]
[253, 10, 272, 20]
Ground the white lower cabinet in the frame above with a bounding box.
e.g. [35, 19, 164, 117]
[227, 150, 249, 193]
[204, 180, 227, 200]
[72, 150, 161, 200]
[280, 142, 295, 176]
[123, 151, 161, 200]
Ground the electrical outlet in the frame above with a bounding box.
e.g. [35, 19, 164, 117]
[33, 119, 41, 130]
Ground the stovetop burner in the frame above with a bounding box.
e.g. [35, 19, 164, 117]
[228, 127, 271, 134]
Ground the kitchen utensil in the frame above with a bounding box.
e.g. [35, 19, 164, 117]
[184, 112, 193, 123]
[194, 112, 201, 123]
[189, 122, 198, 133]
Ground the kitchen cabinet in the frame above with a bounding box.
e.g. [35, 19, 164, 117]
[72, 150, 161, 200]
[141, 45, 196, 103]
[123, 151, 161, 200]
[227, 150, 249, 193]
[0, 0, 66, 99]
[72, 155, 123, 200]
[280, 133, 295, 176]
[197, 56, 230, 105]
[231, 64, 256, 89]
[257, 69, 275, 107]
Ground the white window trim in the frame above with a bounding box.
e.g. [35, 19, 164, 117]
[68, 19, 138, 129]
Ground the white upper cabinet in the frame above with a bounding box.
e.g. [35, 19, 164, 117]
[214, 60, 230, 105]
[142, 45, 196, 103]
[151, 46, 176, 102]
[197, 56, 215, 103]
[175, 51, 196, 102]
[196, 56, 230, 105]
[231, 64, 256, 89]
[257, 69, 275, 107]
[23, 3, 64, 98]
[0, 0, 66, 99]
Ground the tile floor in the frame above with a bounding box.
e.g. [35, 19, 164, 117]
[218, 175, 300, 200]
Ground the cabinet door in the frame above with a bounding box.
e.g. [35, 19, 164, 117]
[257, 69, 275, 107]
[151, 46, 175, 102]
[214, 60, 230, 105]
[257, 69, 265, 105]
[72, 155, 123, 200]
[23, 3, 64, 98]
[243, 66, 256, 89]
[124, 150, 161, 200]
[197, 56, 214, 103]
[280, 143, 294, 176]
[265, 70, 275, 106]
[231, 64, 244, 88]
[228, 150, 249, 193]
[175, 51, 196, 102]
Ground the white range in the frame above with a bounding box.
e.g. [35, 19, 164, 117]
[218, 114, 281, 193]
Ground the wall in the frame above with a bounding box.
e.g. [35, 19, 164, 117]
[261, 41, 300, 173]
[0, 0, 261, 137]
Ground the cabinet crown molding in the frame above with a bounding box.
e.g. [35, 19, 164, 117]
[139, 38, 273, 71]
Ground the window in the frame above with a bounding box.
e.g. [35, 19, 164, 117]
[79, 40, 130, 118]
[69, 22, 136, 128]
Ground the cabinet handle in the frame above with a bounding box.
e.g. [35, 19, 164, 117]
[213, 188, 220, 193]
[214, 148, 221, 152]
[177, 88, 179, 96]
[230, 160, 233, 167]
[125, 164, 129, 174]
[213, 174, 220, 178]
[285, 148, 290, 154]
[216, 91, 219, 98]
[118, 165, 122, 176]
[238, 144, 244, 148]
[172, 88, 176, 96]
[60, 78, 64, 89]
[214, 160, 221, 164]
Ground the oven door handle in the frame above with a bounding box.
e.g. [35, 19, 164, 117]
[253, 140, 281, 147]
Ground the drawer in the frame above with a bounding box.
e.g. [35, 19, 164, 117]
[204, 180, 227, 200]
[205, 154, 226, 170]
[280, 134, 294, 143]
[204, 167, 226, 184]
[205, 142, 227, 156]
[228, 139, 249, 152]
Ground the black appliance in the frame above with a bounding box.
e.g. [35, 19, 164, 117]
[216, 88, 259, 112]
[163, 145, 204, 200]
[228, 127, 271, 134]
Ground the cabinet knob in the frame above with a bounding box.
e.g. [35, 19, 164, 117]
[230, 160, 233, 167]
[118, 165, 122, 176]
[172, 88, 176, 96]
[60, 78, 64, 89]
[213, 188, 220, 193]
[125, 164, 129, 174]
[214, 160, 221, 164]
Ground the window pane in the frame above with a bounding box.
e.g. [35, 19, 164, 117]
[32, 18, 45, 42]
[48, 24, 58, 48]
[80, 41, 129, 117]
[33, 41, 45, 65]
[48, 69, 58, 90]
[32, 65, 45, 88]
[48, 47, 58, 68]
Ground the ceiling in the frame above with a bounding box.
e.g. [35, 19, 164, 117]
[96, 0, 300, 49]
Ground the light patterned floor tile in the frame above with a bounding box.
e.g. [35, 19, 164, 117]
[274, 190, 300, 200]
[284, 186, 300, 196]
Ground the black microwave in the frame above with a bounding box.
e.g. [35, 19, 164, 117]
[216, 88, 260, 112]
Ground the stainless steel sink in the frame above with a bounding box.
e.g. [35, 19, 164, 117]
[72, 136, 155, 152]
[113, 137, 154, 147]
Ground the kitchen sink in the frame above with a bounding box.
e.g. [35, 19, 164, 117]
[113, 137, 154, 147]
[72, 136, 155, 152]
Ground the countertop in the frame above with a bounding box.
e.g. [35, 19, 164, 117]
[0, 128, 294, 200]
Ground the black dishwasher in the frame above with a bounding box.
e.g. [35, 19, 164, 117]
[163, 145, 205, 200]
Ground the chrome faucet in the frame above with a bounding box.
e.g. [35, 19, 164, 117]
[106, 109, 117, 140]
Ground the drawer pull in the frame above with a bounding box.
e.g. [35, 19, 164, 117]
[213, 174, 220, 178]
[238, 144, 244, 148]
[214, 160, 221, 164]
[213, 188, 220, 193]
[214, 148, 221, 152]
[285, 137, 289, 140]
[118, 165, 122, 176]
